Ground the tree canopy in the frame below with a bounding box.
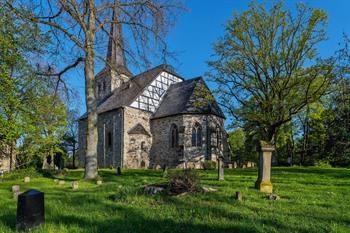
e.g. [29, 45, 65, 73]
[208, 1, 335, 144]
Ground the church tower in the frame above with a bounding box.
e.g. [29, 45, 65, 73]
[96, 0, 132, 101]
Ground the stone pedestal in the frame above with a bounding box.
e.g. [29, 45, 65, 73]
[255, 142, 274, 193]
[218, 156, 224, 181]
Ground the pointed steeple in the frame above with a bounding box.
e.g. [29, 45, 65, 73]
[106, 0, 132, 77]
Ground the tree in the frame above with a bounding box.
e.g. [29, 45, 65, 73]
[62, 109, 80, 168]
[208, 1, 334, 145]
[0, 2, 51, 170]
[228, 128, 245, 164]
[19, 94, 68, 169]
[7, 0, 182, 179]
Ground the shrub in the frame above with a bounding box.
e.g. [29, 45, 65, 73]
[3, 167, 41, 180]
[202, 160, 217, 170]
[168, 169, 201, 195]
[315, 160, 332, 168]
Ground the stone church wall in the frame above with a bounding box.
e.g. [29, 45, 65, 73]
[78, 109, 123, 168]
[79, 110, 229, 169]
[150, 114, 228, 169]
[123, 107, 152, 168]
[150, 115, 184, 168]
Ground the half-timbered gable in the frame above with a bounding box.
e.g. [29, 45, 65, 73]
[130, 71, 183, 112]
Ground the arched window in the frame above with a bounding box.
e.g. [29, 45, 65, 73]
[192, 123, 202, 147]
[170, 124, 179, 148]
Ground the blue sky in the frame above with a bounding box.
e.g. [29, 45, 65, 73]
[70, 0, 350, 114]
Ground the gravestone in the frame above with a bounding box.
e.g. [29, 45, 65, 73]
[16, 189, 45, 231]
[12, 185, 20, 193]
[235, 191, 242, 201]
[96, 180, 102, 185]
[218, 156, 224, 181]
[24, 177, 30, 183]
[255, 141, 274, 193]
[71, 181, 79, 190]
[12, 185, 21, 200]
[58, 180, 65, 185]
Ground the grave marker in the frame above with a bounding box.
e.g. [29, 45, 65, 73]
[16, 189, 45, 231]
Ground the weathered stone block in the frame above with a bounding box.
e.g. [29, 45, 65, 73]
[12, 185, 20, 193]
[71, 181, 79, 190]
[58, 180, 65, 185]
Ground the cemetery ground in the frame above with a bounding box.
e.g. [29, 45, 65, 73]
[0, 167, 349, 233]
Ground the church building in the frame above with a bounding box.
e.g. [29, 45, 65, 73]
[78, 5, 230, 169]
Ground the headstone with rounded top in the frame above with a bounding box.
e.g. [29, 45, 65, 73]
[16, 189, 45, 231]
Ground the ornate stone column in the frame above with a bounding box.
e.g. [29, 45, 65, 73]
[255, 141, 275, 193]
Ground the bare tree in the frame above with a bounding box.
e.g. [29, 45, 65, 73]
[7, 0, 182, 179]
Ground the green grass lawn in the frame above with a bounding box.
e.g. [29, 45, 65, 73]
[0, 167, 349, 233]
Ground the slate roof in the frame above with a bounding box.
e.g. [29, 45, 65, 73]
[151, 77, 225, 119]
[79, 64, 182, 120]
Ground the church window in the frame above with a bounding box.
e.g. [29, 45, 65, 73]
[170, 124, 179, 148]
[102, 81, 106, 91]
[107, 132, 112, 148]
[191, 123, 202, 147]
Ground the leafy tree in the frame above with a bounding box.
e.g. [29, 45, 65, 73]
[228, 128, 245, 164]
[0, 2, 49, 169]
[0, 2, 68, 169]
[208, 1, 334, 145]
[62, 109, 80, 168]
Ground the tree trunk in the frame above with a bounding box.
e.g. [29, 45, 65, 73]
[9, 143, 14, 171]
[84, 1, 98, 180]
